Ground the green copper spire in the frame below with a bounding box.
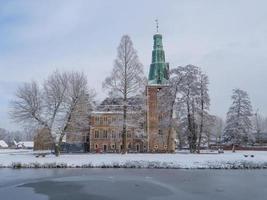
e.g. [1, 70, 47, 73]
[148, 33, 169, 85]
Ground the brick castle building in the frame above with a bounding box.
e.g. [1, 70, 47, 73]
[88, 32, 175, 153]
[35, 32, 175, 153]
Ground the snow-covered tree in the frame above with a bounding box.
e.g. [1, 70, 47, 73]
[157, 66, 184, 152]
[223, 88, 253, 152]
[158, 64, 211, 153]
[196, 73, 211, 152]
[103, 35, 145, 154]
[179, 65, 201, 153]
[10, 71, 95, 156]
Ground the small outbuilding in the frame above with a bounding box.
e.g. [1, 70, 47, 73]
[34, 128, 54, 151]
[0, 140, 8, 148]
[16, 141, 34, 149]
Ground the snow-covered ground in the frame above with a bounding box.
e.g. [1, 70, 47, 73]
[0, 149, 267, 169]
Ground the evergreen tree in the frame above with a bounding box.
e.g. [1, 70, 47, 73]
[223, 89, 253, 152]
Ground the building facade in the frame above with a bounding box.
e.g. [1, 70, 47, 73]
[89, 111, 146, 153]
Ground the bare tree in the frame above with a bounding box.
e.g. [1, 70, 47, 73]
[10, 71, 95, 156]
[103, 35, 145, 154]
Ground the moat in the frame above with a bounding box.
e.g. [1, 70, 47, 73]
[0, 168, 266, 200]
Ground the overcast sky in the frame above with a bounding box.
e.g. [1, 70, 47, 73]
[1, 0, 267, 130]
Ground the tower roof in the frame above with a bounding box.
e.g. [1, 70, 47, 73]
[148, 33, 169, 85]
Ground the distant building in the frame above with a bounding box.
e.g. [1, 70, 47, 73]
[65, 128, 90, 153]
[16, 141, 34, 149]
[0, 140, 8, 148]
[34, 128, 54, 151]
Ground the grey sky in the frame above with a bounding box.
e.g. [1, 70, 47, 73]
[1, 0, 267, 130]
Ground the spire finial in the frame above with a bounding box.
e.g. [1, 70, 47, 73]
[155, 19, 159, 33]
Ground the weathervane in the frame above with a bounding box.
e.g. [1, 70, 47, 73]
[155, 19, 159, 33]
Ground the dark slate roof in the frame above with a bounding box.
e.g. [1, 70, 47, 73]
[96, 96, 144, 112]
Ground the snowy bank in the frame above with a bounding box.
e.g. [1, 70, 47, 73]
[0, 150, 267, 169]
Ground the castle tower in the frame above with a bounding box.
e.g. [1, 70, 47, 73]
[146, 30, 174, 152]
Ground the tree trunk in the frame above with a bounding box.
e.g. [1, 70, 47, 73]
[190, 100, 197, 153]
[54, 143, 60, 157]
[232, 144, 236, 152]
[54, 133, 65, 157]
[167, 102, 174, 153]
[197, 95, 204, 153]
[122, 100, 127, 154]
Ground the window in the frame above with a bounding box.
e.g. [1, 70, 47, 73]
[103, 116, 108, 125]
[164, 145, 167, 149]
[100, 117, 103, 125]
[103, 130, 108, 138]
[111, 144, 115, 149]
[95, 144, 98, 149]
[154, 145, 158, 149]
[158, 129, 163, 135]
[107, 117, 111, 124]
[95, 117, 100, 125]
[95, 130, 99, 139]
[128, 143, 131, 149]
[111, 130, 116, 139]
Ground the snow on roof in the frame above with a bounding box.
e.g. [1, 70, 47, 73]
[17, 141, 34, 148]
[91, 111, 123, 115]
[0, 140, 8, 148]
[91, 111, 139, 115]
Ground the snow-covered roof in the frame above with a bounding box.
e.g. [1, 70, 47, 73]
[0, 140, 8, 148]
[17, 141, 34, 148]
[96, 96, 143, 112]
[91, 111, 123, 115]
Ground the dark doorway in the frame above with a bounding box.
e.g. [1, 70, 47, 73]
[136, 144, 140, 152]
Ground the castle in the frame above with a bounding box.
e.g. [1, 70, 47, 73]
[34, 32, 175, 153]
